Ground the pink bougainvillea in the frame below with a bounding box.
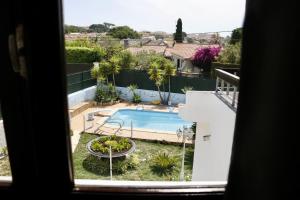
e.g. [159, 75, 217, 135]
[192, 46, 221, 68]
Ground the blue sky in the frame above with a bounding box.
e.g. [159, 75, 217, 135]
[63, 0, 246, 34]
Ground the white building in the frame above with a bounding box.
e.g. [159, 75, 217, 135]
[179, 69, 239, 181]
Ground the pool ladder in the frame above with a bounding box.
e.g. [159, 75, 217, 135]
[94, 117, 124, 135]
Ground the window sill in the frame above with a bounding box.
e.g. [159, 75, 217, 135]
[0, 176, 12, 187]
[74, 179, 226, 194]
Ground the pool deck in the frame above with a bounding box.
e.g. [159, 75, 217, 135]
[70, 101, 192, 152]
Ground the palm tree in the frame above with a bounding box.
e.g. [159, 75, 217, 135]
[109, 55, 121, 87]
[127, 84, 138, 96]
[163, 59, 176, 103]
[148, 61, 164, 103]
[99, 61, 111, 84]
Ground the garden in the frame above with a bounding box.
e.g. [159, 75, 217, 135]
[73, 133, 194, 181]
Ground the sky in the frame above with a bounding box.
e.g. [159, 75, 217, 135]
[63, 0, 246, 35]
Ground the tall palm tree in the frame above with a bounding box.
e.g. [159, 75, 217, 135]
[109, 55, 121, 87]
[99, 61, 111, 85]
[148, 62, 164, 103]
[163, 59, 176, 103]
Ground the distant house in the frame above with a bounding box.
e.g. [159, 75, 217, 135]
[125, 39, 218, 76]
[166, 43, 202, 74]
[126, 45, 167, 55]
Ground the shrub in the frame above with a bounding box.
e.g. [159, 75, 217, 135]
[181, 86, 193, 94]
[118, 50, 136, 70]
[151, 100, 161, 105]
[126, 154, 140, 169]
[192, 47, 221, 72]
[217, 42, 241, 64]
[65, 46, 105, 63]
[94, 84, 119, 103]
[132, 93, 142, 103]
[112, 160, 128, 174]
[91, 136, 132, 154]
[150, 152, 178, 175]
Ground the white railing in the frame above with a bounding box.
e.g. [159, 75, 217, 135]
[215, 69, 240, 111]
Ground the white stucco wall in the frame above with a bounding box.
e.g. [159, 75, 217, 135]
[179, 91, 236, 181]
[0, 120, 6, 148]
[67, 85, 186, 108]
[116, 87, 185, 104]
[68, 86, 97, 108]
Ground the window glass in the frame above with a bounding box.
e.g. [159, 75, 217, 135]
[0, 103, 12, 179]
[63, 0, 245, 184]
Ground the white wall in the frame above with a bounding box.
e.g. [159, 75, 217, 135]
[179, 91, 236, 181]
[116, 87, 185, 104]
[68, 86, 96, 108]
[0, 120, 6, 148]
[67, 85, 186, 108]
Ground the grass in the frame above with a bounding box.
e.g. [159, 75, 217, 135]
[73, 133, 194, 181]
[0, 157, 11, 176]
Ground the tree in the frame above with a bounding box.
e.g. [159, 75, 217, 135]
[163, 60, 176, 102]
[89, 24, 109, 33]
[230, 28, 242, 44]
[174, 18, 183, 43]
[98, 61, 111, 84]
[148, 62, 164, 102]
[217, 42, 241, 64]
[173, 31, 187, 39]
[108, 26, 140, 39]
[104, 45, 124, 60]
[108, 56, 121, 87]
[148, 57, 176, 104]
[103, 22, 115, 29]
[64, 25, 87, 33]
[117, 50, 136, 70]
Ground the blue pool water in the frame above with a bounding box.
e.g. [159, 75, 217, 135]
[106, 109, 192, 132]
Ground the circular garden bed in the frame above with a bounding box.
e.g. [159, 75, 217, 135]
[87, 135, 136, 158]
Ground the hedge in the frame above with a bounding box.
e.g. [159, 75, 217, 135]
[65, 47, 105, 63]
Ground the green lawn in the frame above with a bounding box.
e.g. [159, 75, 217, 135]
[0, 157, 11, 176]
[73, 133, 194, 181]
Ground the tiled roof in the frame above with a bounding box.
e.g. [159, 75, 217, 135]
[166, 43, 219, 59]
[127, 46, 166, 55]
[127, 43, 220, 60]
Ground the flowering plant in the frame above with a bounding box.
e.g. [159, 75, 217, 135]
[192, 47, 221, 72]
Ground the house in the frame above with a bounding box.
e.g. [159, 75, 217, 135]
[178, 69, 239, 181]
[125, 38, 219, 76]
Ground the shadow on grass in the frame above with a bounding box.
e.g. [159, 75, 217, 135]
[82, 154, 128, 176]
[184, 148, 194, 170]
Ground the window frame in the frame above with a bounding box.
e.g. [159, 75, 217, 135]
[2, 0, 296, 199]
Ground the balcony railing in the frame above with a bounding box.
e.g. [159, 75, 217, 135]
[215, 69, 240, 111]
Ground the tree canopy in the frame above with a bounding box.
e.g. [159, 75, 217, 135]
[108, 26, 140, 39]
[174, 18, 183, 43]
[230, 28, 243, 44]
[89, 24, 109, 33]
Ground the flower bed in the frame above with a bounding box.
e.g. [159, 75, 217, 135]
[87, 135, 136, 158]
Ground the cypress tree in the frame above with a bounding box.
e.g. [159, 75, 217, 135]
[174, 18, 183, 43]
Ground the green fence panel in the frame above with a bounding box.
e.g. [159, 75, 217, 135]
[114, 70, 216, 93]
[67, 70, 96, 94]
[67, 69, 216, 95]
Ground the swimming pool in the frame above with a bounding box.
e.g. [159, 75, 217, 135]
[106, 109, 192, 132]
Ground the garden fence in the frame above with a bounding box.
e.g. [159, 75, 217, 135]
[67, 70, 96, 94]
